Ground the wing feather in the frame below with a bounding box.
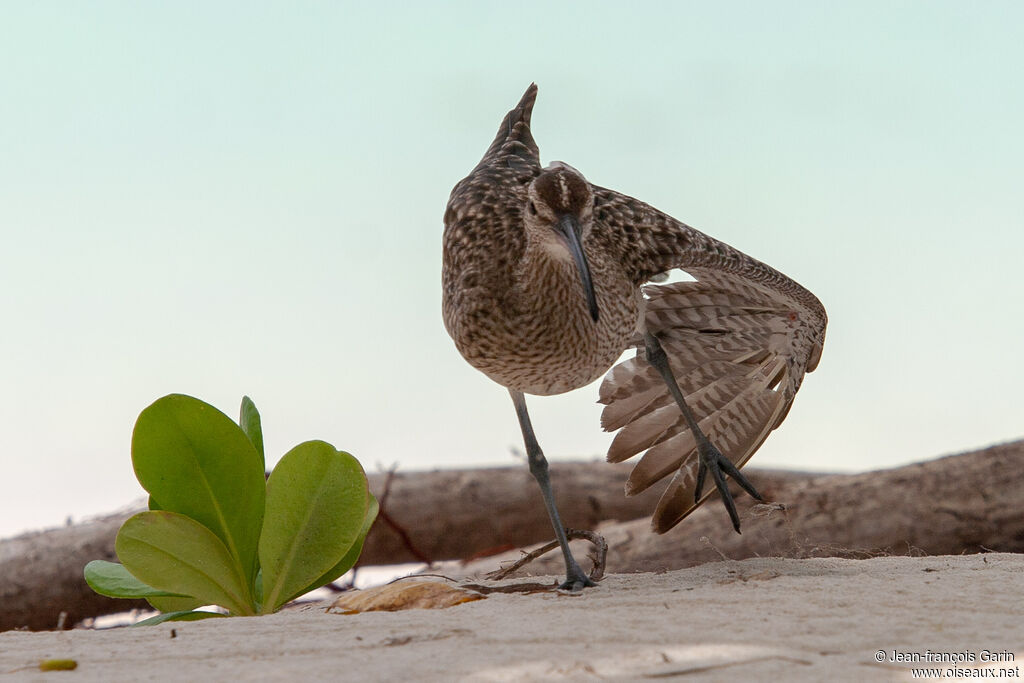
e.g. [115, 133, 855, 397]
[594, 192, 827, 533]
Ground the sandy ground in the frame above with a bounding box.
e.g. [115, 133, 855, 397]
[2, 554, 1021, 682]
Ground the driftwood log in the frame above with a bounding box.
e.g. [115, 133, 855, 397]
[465, 439, 1024, 577]
[2, 440, 1022, 630]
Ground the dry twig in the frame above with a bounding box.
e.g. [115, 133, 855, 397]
[487, 528, 607, 582]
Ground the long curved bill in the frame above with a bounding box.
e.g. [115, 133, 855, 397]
[557, 215, 600, 322]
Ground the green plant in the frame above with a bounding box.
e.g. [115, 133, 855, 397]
[84, 394, 377, 625]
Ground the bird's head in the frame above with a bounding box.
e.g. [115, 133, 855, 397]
[524, 163, 599, 322]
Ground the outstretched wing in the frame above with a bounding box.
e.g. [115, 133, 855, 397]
[593, 188, 827, 533]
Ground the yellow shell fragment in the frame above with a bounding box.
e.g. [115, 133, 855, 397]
[328, 581, 485, 614]
[39, 659, 78, 671]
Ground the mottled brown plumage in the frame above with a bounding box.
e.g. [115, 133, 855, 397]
[443, 84, 826, 549]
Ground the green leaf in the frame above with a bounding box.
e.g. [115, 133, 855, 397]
[259, 442, 369, 613]
[239, 396, 265, 470]
[116, 511, 255, 616]
[83, 560, 190, 599]
[133, 610, 228, 626]
[285, 493, 379, 605]
[253, 569, 264, 613]
[132, 394, 265, 592]
[146, 595, 204, 613]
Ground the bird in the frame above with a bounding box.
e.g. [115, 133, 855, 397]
[442, 84, 827, 591]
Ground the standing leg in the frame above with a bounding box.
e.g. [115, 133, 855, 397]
[643, 331, 763, 533]
[510, 389, 595, 591]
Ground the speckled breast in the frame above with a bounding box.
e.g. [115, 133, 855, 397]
[447, 257, 640, 396]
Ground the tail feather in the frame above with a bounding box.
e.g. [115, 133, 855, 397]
[477, 84, 540, 172]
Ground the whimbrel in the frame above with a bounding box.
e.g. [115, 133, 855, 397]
[442, 84, 827, 591]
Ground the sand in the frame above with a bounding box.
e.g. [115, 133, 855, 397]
[2, 554, 1021, 682]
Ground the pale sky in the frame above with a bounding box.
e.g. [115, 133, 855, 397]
[2, 2, 1022, 539]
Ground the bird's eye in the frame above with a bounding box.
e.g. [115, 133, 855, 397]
[527, 201, 537, 216]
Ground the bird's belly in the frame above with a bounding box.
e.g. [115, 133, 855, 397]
[469, 326, 632, 395]
[452, 287, 638, 396]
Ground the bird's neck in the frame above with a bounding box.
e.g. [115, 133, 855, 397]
[511, 238, 582, 310]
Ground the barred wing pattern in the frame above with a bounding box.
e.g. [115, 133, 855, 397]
[599, 268, 825, 533]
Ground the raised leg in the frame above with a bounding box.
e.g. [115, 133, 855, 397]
[510, 389, 595, 591]
[643, 332, 763, 533]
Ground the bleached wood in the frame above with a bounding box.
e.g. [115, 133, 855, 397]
[3, 441, 1021, 630]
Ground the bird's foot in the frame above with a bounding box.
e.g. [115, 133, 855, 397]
[694, 439, 763, 534]
[557, 558, 597, 593]
[558, 571, 597, 593]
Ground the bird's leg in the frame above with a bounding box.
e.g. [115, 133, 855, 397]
[643, 332, 763, 533]
[509, 389, 596, 591]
